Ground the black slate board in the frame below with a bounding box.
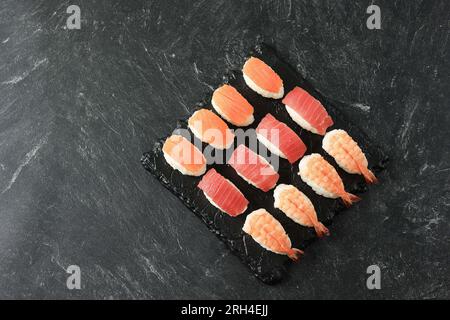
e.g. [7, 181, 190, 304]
[141, 44, 389, 284]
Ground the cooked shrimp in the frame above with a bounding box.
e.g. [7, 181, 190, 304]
[274, 184, 329, 237]
[322, 129, 378, 184]
[243, 208, 303, 261]
[298, 153, 360, 206]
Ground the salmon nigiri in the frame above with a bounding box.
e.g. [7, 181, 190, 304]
[298, 153, 360, 206]
[242, 57, 284, 99]
[274, 184, 329, 237]
[282, 86, 333, 135]
[322, 129, 378, 184]
[243, 209, 303, 260]
[198, 168, 248, 217]
[256, 113, 306, 164]
[188, 109, 235, 149]
[162, 135, 206, 176]
[228, 144, 279, 192]
[211, 84, 254, 126]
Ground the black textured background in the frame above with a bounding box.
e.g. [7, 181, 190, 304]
[0, 0, 449, 298]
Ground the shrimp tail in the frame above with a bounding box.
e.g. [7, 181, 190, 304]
[357, 163, 378, 184]
[341, 192, 361, 207]
[287, 248, 304, 261]
[362, 167, 378, 184]
[313, 222, 330, 237]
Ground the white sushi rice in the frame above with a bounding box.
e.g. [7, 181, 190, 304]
[256, 133, 287, 160]
[285, 105, 319, 134]
[211, 97, 254, 127]
[243, 73, 284, 99]
[203, 177, 247, 215]
[163, 151, 206, 177]
[298, 154, 338, 199]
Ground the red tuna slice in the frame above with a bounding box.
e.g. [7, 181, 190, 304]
[198, 168, 248, 217]
[256, 113, 307, 164]
[228, 144, 279, 192]
[282, 86, 333, 135]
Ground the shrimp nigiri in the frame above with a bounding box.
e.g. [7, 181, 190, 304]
[274, 184, 329, 237]
[243, 208, 303, 261]
[322, 129, 378, 184]
[298, 153, 360, 206]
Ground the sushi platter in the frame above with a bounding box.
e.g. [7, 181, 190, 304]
[141, 44, 388, 284]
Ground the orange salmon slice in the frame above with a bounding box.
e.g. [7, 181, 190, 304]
[243, 57, 283, 94]
[211, 84, 254, 126]
[162, 135, 206, 175]
[188, 109, 235, 149]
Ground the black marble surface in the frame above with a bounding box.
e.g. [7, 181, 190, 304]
[0, 0, 448, 299]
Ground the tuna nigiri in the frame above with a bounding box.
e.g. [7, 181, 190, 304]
[243, 209, 303, 260]
[162, 135, 206, 176]
[242, 57, 284, 99]
[282, 86, 333, 135]
[211, 84, 254, 126]
[256, 113, 306, 164]
[298, 153, 360, 206]
[188, 109, 235, 149]
[198, 168, 248, 217]
[322, 129, 378, 184]
[228, 144, 279, 192]
[274, 184, 329, 237]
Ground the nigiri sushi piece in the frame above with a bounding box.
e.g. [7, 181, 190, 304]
[211, 84, 254, 126]
[162, 135, 206, 176]
[322, 129, 378, 184]
[188, 109, 235, 149]
[282, 86, 333, 135]
[243, 209, 303, 261]
[242, 57, 284, 99]
[256, 113, 306, 164]
[298, 153, 360, 207]
[228, 144, 279, 192]
[274, 184, 329, 237]
[198, 168, 248, 217]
